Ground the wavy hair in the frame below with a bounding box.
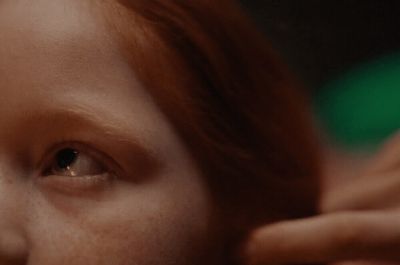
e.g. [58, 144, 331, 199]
[99, 0, 320, 263]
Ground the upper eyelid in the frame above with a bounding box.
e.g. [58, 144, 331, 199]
[35, 107, 143, 145]
[21, 104, 156, 159]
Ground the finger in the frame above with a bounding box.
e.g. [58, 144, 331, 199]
[362, 131, 400, 175]
[321, 171, 400, 212]
[242, 211, 400, 265]
[321, 132, 400, 213]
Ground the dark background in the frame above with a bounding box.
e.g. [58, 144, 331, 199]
[240, 0, 400, 91]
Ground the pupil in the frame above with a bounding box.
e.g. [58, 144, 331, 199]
[56, 148, 78, 169]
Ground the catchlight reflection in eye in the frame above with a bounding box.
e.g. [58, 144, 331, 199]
[46, 147, 107, 178]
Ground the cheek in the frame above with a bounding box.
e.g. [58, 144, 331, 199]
[27, 173, 213, 265]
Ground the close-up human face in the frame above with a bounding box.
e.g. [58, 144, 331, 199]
[0, 0, 214, 264]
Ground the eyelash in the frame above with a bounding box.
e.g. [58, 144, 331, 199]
[36, 141, 119, 189]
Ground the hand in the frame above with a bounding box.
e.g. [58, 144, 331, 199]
[241, 133, 400, 265]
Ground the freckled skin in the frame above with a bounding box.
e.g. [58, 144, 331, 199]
[0, 0, 215, 264]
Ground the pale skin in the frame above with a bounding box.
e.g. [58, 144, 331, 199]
[5, 1, 400, 265]
[243, 132, 400, 265]
[0, 0, 216, 264]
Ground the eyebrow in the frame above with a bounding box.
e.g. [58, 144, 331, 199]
[19, 104, 162, 180]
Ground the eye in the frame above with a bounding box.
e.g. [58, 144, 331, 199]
[38, 144, 117, 194]
[43, 147, 107, 178]
[46, 148, 105, 177]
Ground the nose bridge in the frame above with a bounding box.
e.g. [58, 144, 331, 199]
[0, 170, 29, 264]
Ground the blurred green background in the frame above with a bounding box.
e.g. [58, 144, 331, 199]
[241, 1, 400, 151]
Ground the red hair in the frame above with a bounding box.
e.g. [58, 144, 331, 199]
[101, 0, 320, 261]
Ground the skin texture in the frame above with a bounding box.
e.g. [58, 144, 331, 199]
[0, 0, 214, 264]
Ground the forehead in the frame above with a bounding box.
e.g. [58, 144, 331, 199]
[0, 0, 163, 141]
[0, 0, 117, 70]
[0, 0, 104, 41]
[0, 0, 190, 165]
[0, 0, 136, 105]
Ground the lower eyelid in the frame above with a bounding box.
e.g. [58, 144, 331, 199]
[36, 173, 115, 196]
